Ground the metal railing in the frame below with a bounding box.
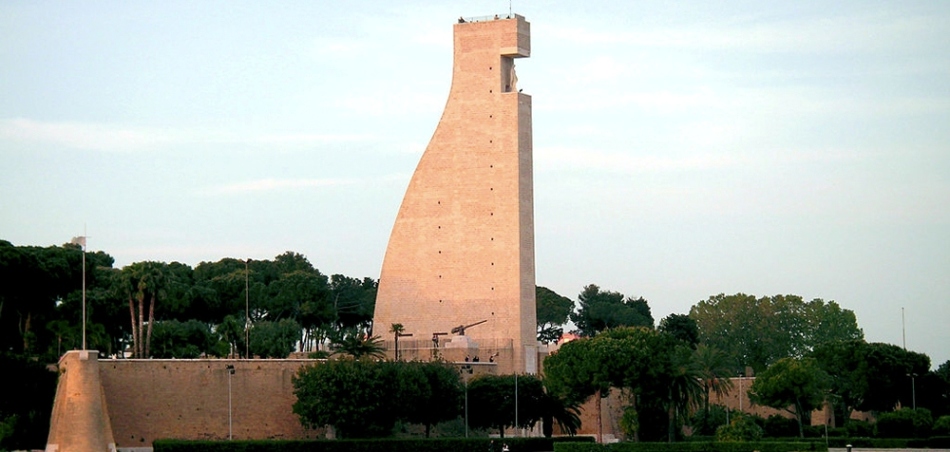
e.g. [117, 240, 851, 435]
[459, 14, 514, 24]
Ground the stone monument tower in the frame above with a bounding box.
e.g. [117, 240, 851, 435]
[374, 14, 537, 374]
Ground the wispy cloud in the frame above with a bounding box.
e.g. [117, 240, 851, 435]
[204, 174, 409, 196]
[0, 118, 172, 152]
[549, 11, 945, 55]
[0, 118, 374, 152]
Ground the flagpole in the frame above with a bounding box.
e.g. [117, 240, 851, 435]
[82, 226, 87, 350]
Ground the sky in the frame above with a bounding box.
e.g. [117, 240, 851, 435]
[2, 1, 948, 368]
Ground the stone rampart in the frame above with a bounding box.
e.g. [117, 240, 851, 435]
[98, 358, 322, 447]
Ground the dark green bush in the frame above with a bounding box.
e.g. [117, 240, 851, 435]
[934, 415, 950, 435]
[154, 436, 595, 452]
[553, 442, 827, 452]
[875, 408, 932, 438]
[763, 416, 798, 438]
[928, 436, 950, 448]
[844, 420, 873, 438]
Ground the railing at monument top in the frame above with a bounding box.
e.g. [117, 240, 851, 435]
[383, 337, 515, 351]
[460, 14, 515, 23]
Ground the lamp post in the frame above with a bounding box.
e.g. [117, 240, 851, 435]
[227, 364, 235, 440]
[908, 373, 918, 410]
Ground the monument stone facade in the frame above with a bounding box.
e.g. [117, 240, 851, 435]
[373, 14, 538, 374]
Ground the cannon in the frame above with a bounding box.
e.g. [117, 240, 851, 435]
[450, 319, 487, 336]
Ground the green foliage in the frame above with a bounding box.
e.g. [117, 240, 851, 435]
[690, 294, 863, 374]
[570, 285, 654, 337]
[691, 405, 730, 436]
[0, 353, 57, 451]
[250, 319, 301, 358]
[875, 407, 933, 438]
[154, 437, 595, 452]
[763, 415, 799, 438]
[468, 373, 547, 436]
[292, 360, 462, 439]
[715, 413, 764, 442]
[537, 286, 574, 344]
[150, 319, 216, 358]
[658, 314, 699, 348]
[544, 327, 683, 441]
[934, 415, 950, 435]
[749, 358, 830, 438]
[811, 340, 931, 415]
[331, 331, 386, 359]
[551, 441, 828, 452]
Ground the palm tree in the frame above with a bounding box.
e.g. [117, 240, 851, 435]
[390, 323, 404, 360]
[666, 345, 704, 441]
[693, 344, 734, 434]
[331, 329, 386, 359]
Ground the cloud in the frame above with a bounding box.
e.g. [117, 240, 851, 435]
[537, 146, 737, 174]
[549, 11, 945, 55]
[0, 118, 172, 152]
[0, 118, 374, 152]
[204, 174, 409, 195]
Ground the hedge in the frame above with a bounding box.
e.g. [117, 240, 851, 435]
[154, 436, 595, 452]
[553, 442, 828, 452]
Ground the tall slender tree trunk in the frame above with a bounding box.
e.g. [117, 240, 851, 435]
[145, 293, 155, 358]
[137, 294, 144, 358]
[128, 295, 138, 358]
[596, 389, 603, 444]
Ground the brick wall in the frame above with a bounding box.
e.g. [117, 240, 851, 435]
[99, 359, 323, 447]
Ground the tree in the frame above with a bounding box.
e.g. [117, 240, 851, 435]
[331, 330, 386, 359]
[249, 318, 301, 358]
[570, 284, 653, 337]
[293, 360, 462, 438]
[150, 319, 214, 358]
[293, 359, 400, 438]
[468, 374, 546, 437]
[658, 314, 699, 348]
[544, 327, 676, 442]
[690, 293, 863, 373]
[120, 261, 166, 358]
[665, 345, 704, 442]
[330, 275, 377, 334]
[692, 344, 734, 434]
[749, 357, 831, 438]
[536, 286, 573, 344]
[400, 361, 463, 437]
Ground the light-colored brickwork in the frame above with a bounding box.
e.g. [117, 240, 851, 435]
[46, 350, 117, 452]
[374, 15, 538, 375]
[99, 359, 322, 447]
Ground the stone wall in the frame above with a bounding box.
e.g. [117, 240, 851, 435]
[99, 358, 323, 447]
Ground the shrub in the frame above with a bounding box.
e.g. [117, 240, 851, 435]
[763, 415, 798, 438]
[875, 408, 932, 438]
[716, 414, 764, 442]
[844, 419, 873, 438]
[934, 415, 950, 435]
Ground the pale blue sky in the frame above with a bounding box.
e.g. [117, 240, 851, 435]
[2, 1, 948, 367]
